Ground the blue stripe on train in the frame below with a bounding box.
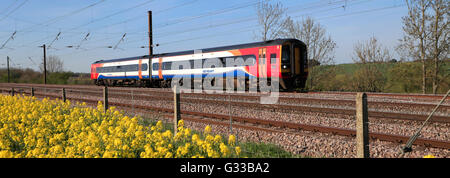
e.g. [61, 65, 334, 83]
[97, 75, 150, 80]
[98, 70, 256, 80]
[151, 70, 255, 80]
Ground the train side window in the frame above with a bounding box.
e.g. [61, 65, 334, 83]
[152, 63, 159, 71]
[142, 64, 148, 71]
[245, 56, 256, 66]
[163, 62, 172, 70]
[189, 60, 194, 69]
[270, 54, 277, 64]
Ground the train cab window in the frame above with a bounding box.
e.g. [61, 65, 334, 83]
[270, 54, 277, 64]
[282, 45, 290, 64]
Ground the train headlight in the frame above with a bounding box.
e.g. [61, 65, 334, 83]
[282, 65, 288, 69]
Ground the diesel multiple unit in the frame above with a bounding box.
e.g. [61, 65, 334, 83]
[91, 39, 308, 90]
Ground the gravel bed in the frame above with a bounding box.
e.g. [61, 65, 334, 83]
[2, 85, 448, 158]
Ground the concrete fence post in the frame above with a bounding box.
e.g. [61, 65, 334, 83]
[356, 92, 369, 158]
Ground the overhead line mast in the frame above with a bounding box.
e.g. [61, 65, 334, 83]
[148, 11, 153, 80]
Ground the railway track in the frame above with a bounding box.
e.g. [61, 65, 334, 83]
[4, 83, 449, 100]
[307, 91, 448, 100]
[2, 85, 449, 123]
[2, 87, 449, 151]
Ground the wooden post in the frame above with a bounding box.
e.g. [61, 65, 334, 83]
[11, 88, 14, 96]
[356, 93, 369, 158]
[31, 87, 34, 97]
[62, 88, 66, 102]
[173, 85, 181, 135]
[103, 86, 108, 112]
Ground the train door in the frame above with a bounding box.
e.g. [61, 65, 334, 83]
[269, 49, 278, 78]
[293, 44, 301, 76]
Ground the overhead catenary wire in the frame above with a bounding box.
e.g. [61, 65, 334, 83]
[0, 0, 30, 22]
[0, 31, 16, 49]
[6, 0, 364, 50]
[39, 0, 199, 46]
[0, 0, 20, 15]
[25, 0, 154, 46]
[3, 0, 408, 68]
[47, 1, 403, 59]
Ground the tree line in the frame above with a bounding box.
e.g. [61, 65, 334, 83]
[256, 0, 448, 94]
[1, 55, 92, 85]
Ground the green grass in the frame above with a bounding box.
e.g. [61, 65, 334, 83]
[306, 61, 450, 94]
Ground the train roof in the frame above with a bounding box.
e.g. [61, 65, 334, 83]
[93, 39, 304, 64]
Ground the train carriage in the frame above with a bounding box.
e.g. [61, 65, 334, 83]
[91, 38, 308, 90]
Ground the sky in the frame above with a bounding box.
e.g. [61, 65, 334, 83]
[0, 0, 408, 73]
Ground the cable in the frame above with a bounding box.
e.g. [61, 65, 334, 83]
[0, 0, 107, 41]
[0, 0, 19, 14]
[0, 31, 16, 49]
[315, 3, 406, 21]
[27, 0, 155, 46]
[47, 32, 62, 50]
[0, 0, 30, 22]
[155, 0, 259, 29]
[64, 0, 155, 33]
[43, 0, 200, 47]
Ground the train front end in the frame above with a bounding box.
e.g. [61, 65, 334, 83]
[279, 39, 308, 90]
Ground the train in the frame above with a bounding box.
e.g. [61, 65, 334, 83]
[90, 38, 308, 91]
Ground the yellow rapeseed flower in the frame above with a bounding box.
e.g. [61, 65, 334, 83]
[204, 125, 211, 134]
[0, 95, 241, 158]
[228, 135, 236, 146]
[423, 155, 435, 158]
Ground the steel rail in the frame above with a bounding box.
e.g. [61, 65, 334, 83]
[4, 89, 448, 150]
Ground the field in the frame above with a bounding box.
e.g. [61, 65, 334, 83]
[0, 94, 289, 158]
[306, 61, 450, 94]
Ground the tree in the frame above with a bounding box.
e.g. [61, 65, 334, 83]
[280, 16, 336, 65]
[398, 0, 432, 94]
[279, 16, 336, 89]
[429, 0, 449, 94]
[352, 36, 391, 92]
[255, 0, 289, 41]
[353, 36, 391, 64]
[40, 55, 64, 73]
